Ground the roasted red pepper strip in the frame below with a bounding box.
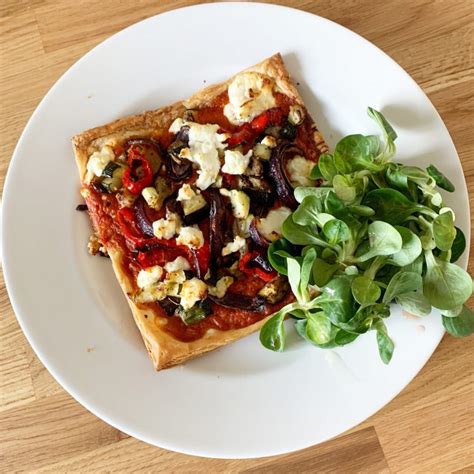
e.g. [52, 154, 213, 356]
[137, 246, 184, 268]
[123, 146, 153, 194]
[254, 267, 277, 282]
[117, 207, 146, 244]
[226, 108, 284, 147]
[117, 207, 167, 249]
[226, 123, 254, 147]
[250, 113, 270, 133]
[251, 108, 284, 131]
[239, 251, 277, 282]
[221, 173, 237, 189]
[113, 144, 125, 156]
[193, 240, 211, 277]
[137, 240, 209, 273]
[137, 247, 167, 268]
[239, 251, 254, 272]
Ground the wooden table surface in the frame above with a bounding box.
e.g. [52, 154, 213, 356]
[1, 1, 473, 472]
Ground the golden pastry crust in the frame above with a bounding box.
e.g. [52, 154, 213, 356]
[107, 248, 272, 370]
[72, 102, 186, 180]
[183, 53, 303, 109]
[72, 53, 327, 370]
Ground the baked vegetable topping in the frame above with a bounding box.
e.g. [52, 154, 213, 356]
[80, 70, 325, 342]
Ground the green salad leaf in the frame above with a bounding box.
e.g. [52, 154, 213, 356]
[259, 305, 293, 352]
[259, 107, 473, 364]
[315, 276, 357, 324]
[442, 306, 474, 337]
[423, 250, 472, 310]
[383, 271, 422, 303]
[267, 238, 293, 275]
[356, 221, 403, 262]
[318, 153, 338, 181]
[451, 227, 467, 263]
[426, 164, 455, 192]
[396, 291, 431, 317]
[306, 311, 332, 345]
[432, 211, 456, 251]
[351, 276, 381, 305]
[387, 226, 422, 267]
[375, 320, 395, 364]
[364, 188, 423, 225]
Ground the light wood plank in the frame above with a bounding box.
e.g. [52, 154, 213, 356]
[0, 11, 45, 192]
[0, 0, 47, 19]
[0, 275, 35, 412]
[242, 427, 390, 474]
[35, 427, 389, 473]
[0, 391, 126, 472]
[369, 335, 474, 473]
[0, 253, 35, 412]
[23, 336, 64, 400]
[34, 0, 203, 53]
[454, 465, 474, 474]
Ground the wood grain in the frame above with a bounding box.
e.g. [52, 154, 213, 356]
[0, 392, 127, 472]
[0, 273, 35, 412]
[0, 1, 473, 472]
[241, 427, 390, 474]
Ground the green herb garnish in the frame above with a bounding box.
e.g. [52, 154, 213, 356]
[260, 107, 473, 363]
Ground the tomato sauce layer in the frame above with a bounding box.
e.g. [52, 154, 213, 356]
[83, 89, 323, 343]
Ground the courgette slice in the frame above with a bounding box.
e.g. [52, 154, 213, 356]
[176, 300, 212, 325]
[102, 161, 121, 178]
[101, 164, 125, 192]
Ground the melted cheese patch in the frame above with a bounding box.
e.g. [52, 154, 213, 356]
[136, 266, 163, 289]
[287, 156, 316, 187]
[222, 235, 246, 256]
[176, 225, 205, 249]
[85, 145, 115, 183]
[220, 189, 250, 219]
[224, 72, 276, 124]
[152, 213, 181, 240]
[164, 256, 191, 273]
[256, 207, 292, 242]
[169, 119, 228, 190]
[208, 276, 234, 298]
[222, 149, 252, 175]
[179, 278, 208, 310]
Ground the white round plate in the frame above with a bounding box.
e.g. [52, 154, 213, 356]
[2, 2, 469, 459]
